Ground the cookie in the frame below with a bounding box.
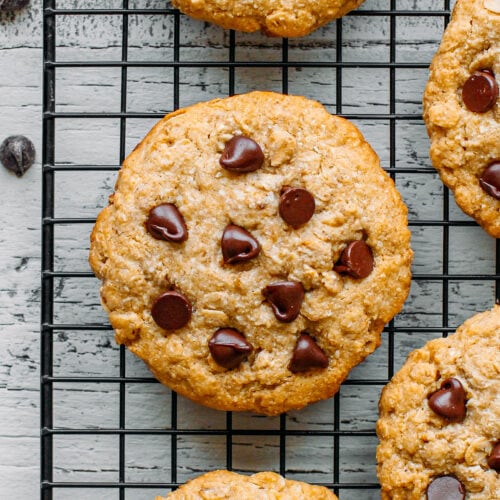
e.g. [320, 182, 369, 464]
[377, 306, 500, 499]
[89, 91, 412, 416]
[171, 0, 365, 38]
[423, 0, 500, 237]
[155, 470, 337, 499]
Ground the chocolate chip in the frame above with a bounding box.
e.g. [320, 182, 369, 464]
[289, 333, 328, 373]
[487, 442, 500, 471]
[462, 70, 498, 113]
[334, 240, 374, 279]
[279, 186, 315, 228]
[426, 476, 465, 500]
[0, 0, 30, 11]
[428, 378, 466, 422]
[208, 328, 253, 369]
[0, 135, 35, 177]
[219, 135, 264, 173]
[479, 162, 500, 200]
[221, 224, 260, 264]
[146, 203, 188, 242]
[151, 291, 192, 330]
[262, 281, 305, 323]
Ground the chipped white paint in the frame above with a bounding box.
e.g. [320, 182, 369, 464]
[2, 0, 497, 499]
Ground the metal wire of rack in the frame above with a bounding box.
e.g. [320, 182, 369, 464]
[41, 1, 499, 499]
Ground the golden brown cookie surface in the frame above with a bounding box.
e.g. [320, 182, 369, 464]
[423, 0, 500, 237]
[90, 91, 412, 416]
[377, 306, 500, 499]
[155, 470, 337, 499]
[171, 0, 365, 37]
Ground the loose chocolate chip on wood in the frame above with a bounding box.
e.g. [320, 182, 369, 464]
[0, 135, 35, 177]
[479, 162, 500, 200]
[334, 240, 374, 279]
[428, 378, 467, 422]
[151, 291, 192, 330]
[487, 442, 500, 471]
[219, 135, 264, 173]
[146, 203, 188, 242]
[462, 70, 498, 113]
[221, 224, 260, 264]
[279, 186, 315, 228]
[208, 328, 253, 369]
[262, 281, 305, 323]
[289, 333, 328, 373]
[426, 476, 465, 500]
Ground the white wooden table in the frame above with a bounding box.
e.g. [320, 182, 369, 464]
[1, 1, 497, 499]
[1, 2, 42, 497]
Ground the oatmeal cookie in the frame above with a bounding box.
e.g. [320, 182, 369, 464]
[155, 470, 337, 499]
[171, 0, 365, 37]
[423, 0, 500, 237]
[90, 91, 412, 416]
[377, 306, 500, 499]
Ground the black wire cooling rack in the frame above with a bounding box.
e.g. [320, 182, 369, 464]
[42, 1, 499, 499]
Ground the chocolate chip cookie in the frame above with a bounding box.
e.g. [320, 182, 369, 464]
[90, 91, 412, 416]
[171, 0, 365, 37]
[155, 470, 337, 499]
[377, 306, 500, 499]
[423, 0, 500, 237]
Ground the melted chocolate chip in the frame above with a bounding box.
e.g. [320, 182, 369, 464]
[289, 333, 329, 373]
[479, 162, 500, 200]
[221, 224, 260, 264]
[208, 328, 253, 369]
[487, 442, 500, 471]
[151, 291, 192, 330]
[334, 240, 374, 279]
[426, 476, 465, 500]
[428, 378, 467, 423]
[146, 203, 188, 242]
[462, 71, 498, 113]
[219, 135, 264, 173]
[279, 186, 315, 228]
[262, 281, 305, 323]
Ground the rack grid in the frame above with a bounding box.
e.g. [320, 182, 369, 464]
[42, 1, 499, 499]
